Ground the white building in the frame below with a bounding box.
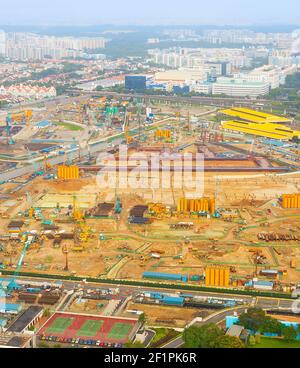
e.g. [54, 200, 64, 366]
[190, 82, 213, 94]
[5, 33, 106, 61]
[0, 30, 6, 56]
[212, 77, 269, 97]
[234, 65, 297, 89]
[155, 68, 205, 85]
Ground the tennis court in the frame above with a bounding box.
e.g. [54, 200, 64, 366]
[38, 312, 138, 344]
[46, 317, 74, 334]
[107, 322, 133, 340]
[77, 320, 104, 337]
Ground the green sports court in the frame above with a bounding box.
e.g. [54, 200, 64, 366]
[107, 322, 133, 340]
[46, 317, 74, 334]
[76, 320, 104, 337]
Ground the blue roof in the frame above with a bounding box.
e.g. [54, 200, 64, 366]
[0, 318, 7, 327]
[37, 120, 51, 128]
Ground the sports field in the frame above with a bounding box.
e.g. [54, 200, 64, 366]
[107, 322, 132, 340]
[46, 317, 74, 334]
[77, 320, 104, 337]
[38, 312, 138, 344]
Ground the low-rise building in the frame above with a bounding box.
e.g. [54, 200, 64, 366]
[212, 77, 269, 97]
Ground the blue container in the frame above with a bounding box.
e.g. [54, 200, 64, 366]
[143, 272, 188, 282]
[161, 296, 184, 306]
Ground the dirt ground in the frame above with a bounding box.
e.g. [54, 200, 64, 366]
[122, 301, 211, 328]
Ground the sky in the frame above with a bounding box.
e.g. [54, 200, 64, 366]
[0, 0, 300, 26]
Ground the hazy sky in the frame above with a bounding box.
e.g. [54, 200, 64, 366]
[1, 0, 300, 26]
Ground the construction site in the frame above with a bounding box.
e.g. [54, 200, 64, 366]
[1, 95, 300, 306]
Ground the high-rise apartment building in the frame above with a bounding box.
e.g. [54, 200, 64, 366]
[0, 30, 6, 56]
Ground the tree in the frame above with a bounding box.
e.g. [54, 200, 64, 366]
[213, 335, 245, 349]
[282, 326, 297, 341]
[259, 317, 282, 335]
[238, 308, 268, 332]
[138, 313, 146, 324]
[183, 324, 223, 348]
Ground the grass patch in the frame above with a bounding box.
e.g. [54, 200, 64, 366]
[54, 121, 83, 131]
[150, 328, 180, 348]
[250, 337, 300, 348]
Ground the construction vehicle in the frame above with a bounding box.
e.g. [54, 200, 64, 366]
[7, 110, 32, 124]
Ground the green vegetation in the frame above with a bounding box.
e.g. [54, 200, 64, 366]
[239, 308, 285, 335]
[249, 336, 300, 348]
[150, 328, 180, 348]
[282, 326, 297, 341]
[62, 62, 84, 73]
[268, 72, 300, 101]
[53, 121, 83, 131]
[31, 68, 60, 80]
[183, 324, 244, 348]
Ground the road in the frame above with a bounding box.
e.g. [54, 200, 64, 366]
[162, 306, 249, 348]
[67, 89, 278, 108]
[0, 116, 174, 182]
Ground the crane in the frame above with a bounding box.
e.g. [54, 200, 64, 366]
[25, 191, 53, 225]
[6, 235, 33, 291]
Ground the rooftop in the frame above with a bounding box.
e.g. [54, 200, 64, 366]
[7, 306, 43, 333]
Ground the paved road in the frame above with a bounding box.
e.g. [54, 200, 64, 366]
[0, 116, 174, 182]
[67, 90, 278, 108]
[162, 306, 250, 348]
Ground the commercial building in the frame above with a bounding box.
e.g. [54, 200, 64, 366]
[125, 75, 147, 91]
[233, 65, 297, 89]
[212, 78, 270, 97]
[190, 81, 213, 94]
[154, 69, 205, 85]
